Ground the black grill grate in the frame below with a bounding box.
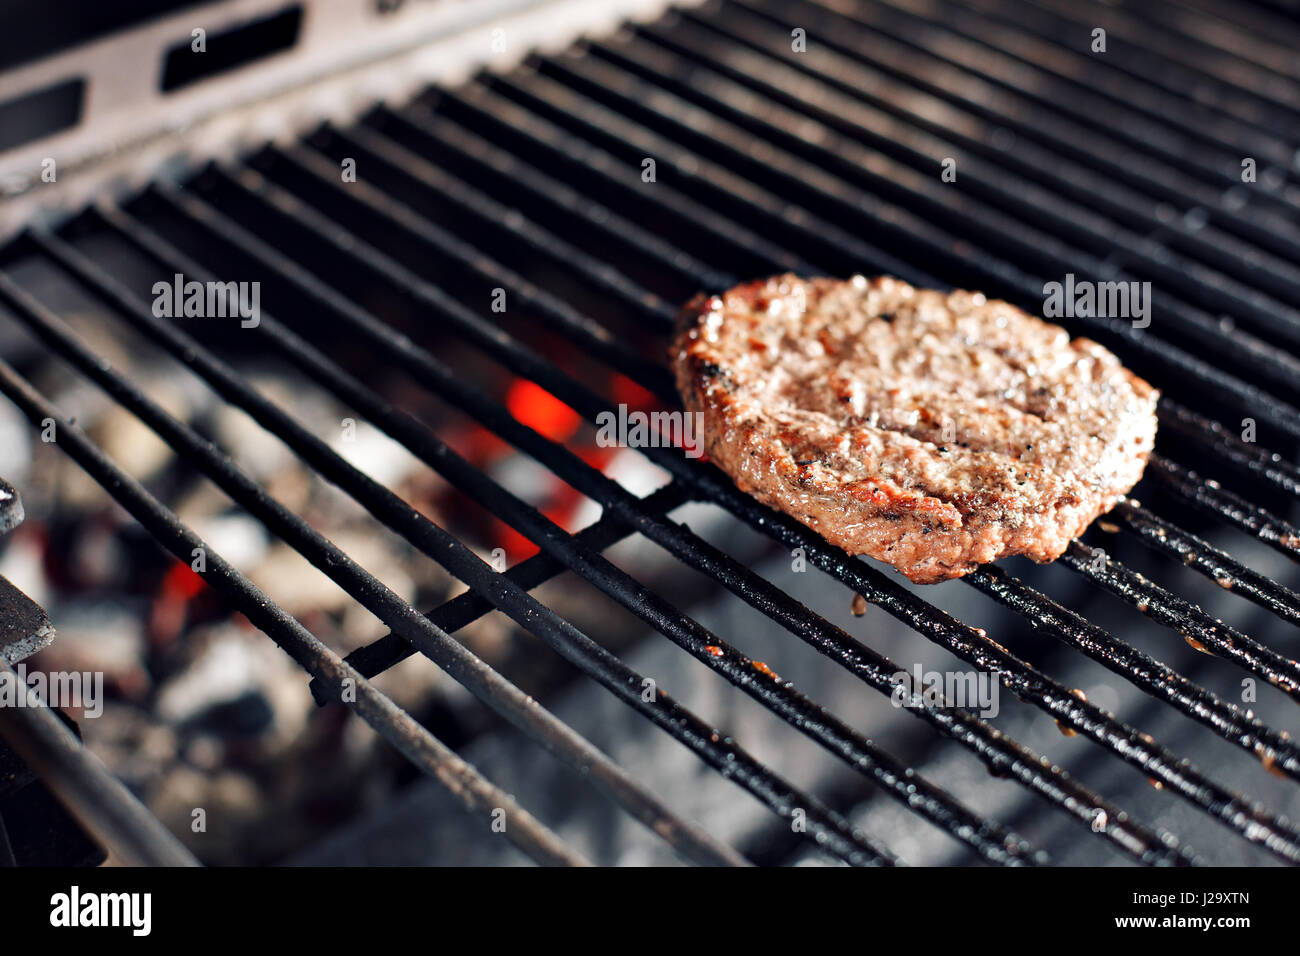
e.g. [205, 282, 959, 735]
[2, 0, 1300, 866]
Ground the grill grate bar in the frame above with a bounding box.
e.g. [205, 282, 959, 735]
[215, 121, 1300, 860]
[422, 86, 818, 280]
[911, 0, 1300, 144]
[153, 169, 1038, 866]
[1164, 0, 1300, 74]
[1114, 497, 1300, 631]
[1058, 540, 1300, 703]
[493, 64, 1300, 443]
[154, 176, 1193, 866]
[320, 123, 680, 333]
[743, 0, 1300, 233]
[2, 239, 754, 869]
[529, 49, 1046, 292]
[960, 0, 1300, 132]
[721, 0, 1300, 279]
[1156, 401, 1300, 501]
[1019, 0, 1300, 108]
[0, 352, 588, 869]
[0, 658, 200, 867]
[656, 6, 1300, 320]
[802, 0, 1300, 198]
[963, 561, 1300, 778]
[272, 141, 681, 403]
[368, 107, 735, 296]
[1146, 456, 1300, 567]
[464, 83, 945, 290]
[367, 106, 738, 292]
[613, 17, 1300, 358]
[328, 483, 692, 691]
[695, 457, 1300, 862]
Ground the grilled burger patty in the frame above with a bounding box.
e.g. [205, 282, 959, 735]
[671, 275, 1159, 584]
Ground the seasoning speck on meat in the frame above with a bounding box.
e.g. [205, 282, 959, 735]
[671, 275, 1158, 584]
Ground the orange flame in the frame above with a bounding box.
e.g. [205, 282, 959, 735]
[506, 379, 581, 442]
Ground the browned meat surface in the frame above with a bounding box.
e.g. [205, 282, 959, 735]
[671, 275, 1158, 583]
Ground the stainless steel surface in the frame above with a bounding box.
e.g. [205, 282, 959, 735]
[0, 0, 696, 238]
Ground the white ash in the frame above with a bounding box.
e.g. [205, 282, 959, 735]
[31, 598, 149, 693]
[187, 512, 270, 572]
[154, 624, 311, 750]
[328, 418, 426, 490]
